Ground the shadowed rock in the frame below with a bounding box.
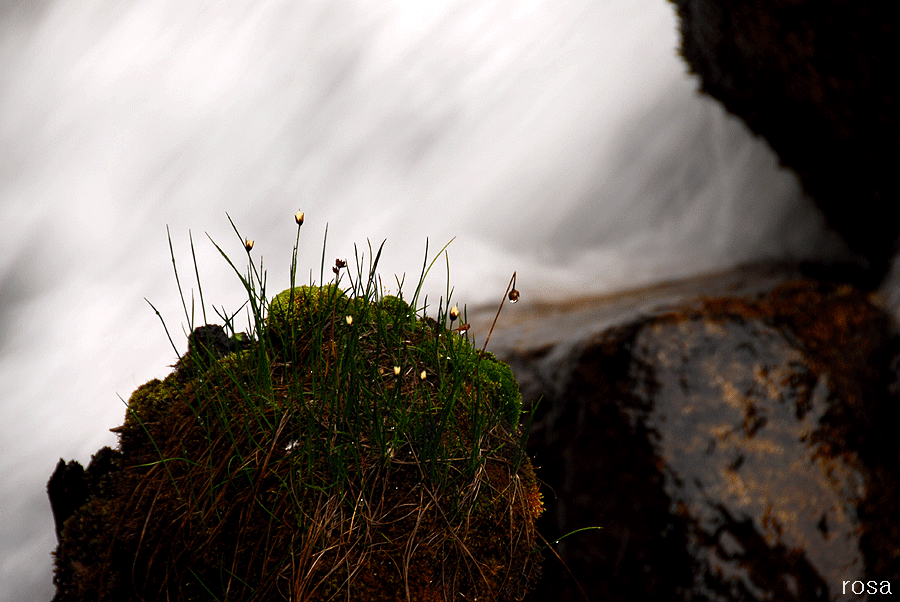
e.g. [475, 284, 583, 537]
[669, 0, 900, 283]
[47, 460, 88, 540]
[470, 263, 900, 601]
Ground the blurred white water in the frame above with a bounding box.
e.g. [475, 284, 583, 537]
[0, 1, 847, 598]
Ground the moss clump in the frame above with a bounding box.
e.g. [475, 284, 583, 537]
[267, 284, 349, 345]
[475, 351, 522, 425]
[379, 294, 411, 317]
[50, 278, 543, 601]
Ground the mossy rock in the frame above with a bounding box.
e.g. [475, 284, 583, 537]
[266, 284, 350, 346]
[49, 286, 543, 601]
[475, 351, 522, 425]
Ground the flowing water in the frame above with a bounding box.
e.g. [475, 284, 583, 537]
[0, 1, 848, 597]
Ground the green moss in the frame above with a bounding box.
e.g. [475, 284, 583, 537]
[121, 377, 175, 432]
[268, 284, 347, 322]
[476, 351, 522, 424]
[266, 284, 349, 343]
[52, 269, 541, 601]
[214, 348, 252, 374]
[379, 294, 412, 320]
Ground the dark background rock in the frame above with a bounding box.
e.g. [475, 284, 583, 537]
[469, 263, 900, 601]
[668, 0, 900, 282]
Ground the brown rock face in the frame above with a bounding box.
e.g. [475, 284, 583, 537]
[471, 265, 900, 601]
[669, 0, 900, 281]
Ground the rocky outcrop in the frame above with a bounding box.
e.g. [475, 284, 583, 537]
[49, 289, 542, 602]
[469, 263, 900, 601]
[669, 0, 900, 282]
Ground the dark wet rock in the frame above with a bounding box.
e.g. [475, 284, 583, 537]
[47, 447, 120, 542]
[49, 447, 123, 602]
[187, 324, 248, 358]
[668, 0, 900, 282]
[177, 324, 250, 377]
[47, 460, 88, 540]
[469, 263, 900, 601]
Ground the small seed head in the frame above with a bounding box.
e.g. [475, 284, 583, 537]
[449, 304, 460, 321]
[508, 288, 520, 303]
[294, 211, 305, 225]
[244, 238, 254, 252]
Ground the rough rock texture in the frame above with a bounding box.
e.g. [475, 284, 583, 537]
[669, 0, 900, 281]
[49, 290, 542, 602]
[468, 263, 900, 601]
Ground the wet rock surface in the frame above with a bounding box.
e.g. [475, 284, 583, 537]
[469, 263, 900, 601]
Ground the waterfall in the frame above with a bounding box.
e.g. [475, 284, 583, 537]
[0, 1, 845, 598]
